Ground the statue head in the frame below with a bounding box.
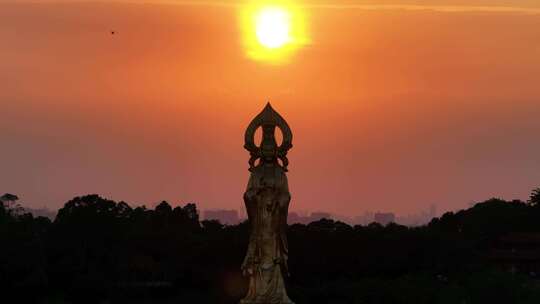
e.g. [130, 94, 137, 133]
[245, 103, 293, 171]
[260, 124, 278, 163]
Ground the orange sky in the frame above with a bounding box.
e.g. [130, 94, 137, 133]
[1, 1, 540, 216]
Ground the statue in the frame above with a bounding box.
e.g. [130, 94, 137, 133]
[240, 103, 295, 304]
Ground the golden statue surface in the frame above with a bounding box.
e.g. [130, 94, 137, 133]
[240, 103, 294, 304]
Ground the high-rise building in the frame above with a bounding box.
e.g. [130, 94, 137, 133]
[203, 209, 240, 225]
[374, 212, 395, 225]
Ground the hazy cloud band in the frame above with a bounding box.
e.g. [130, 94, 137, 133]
[8, 1, 540, 14]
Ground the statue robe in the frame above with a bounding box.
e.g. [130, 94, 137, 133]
[240, 163, 294, 304]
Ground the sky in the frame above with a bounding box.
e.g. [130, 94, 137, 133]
[1, 0, 540, 217]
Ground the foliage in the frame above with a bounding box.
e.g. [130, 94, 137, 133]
[529, 188, 540, 206]
[2, 192, 540, 303]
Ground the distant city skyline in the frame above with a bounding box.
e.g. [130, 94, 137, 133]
[21, 200, 443, 227]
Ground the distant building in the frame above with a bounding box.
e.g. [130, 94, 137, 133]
[288, 211, 332, 225]
[203, 209, 240, 225]
[374, 212, 395, 225]
[429, 204, 437, 218]
[310, 212, 331, 222]
[288, 212, 311, 225]
[333, 214, 354, 225]
[26, 207, 56, 220]
[354, 211, 374, 226]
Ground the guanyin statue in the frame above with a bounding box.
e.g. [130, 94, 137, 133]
[240, 103, 295, 304]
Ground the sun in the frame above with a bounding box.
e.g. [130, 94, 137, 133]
[240, 1, 309, 64]
[255, 7, 291, 49]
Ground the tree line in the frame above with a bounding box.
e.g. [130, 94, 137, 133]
[1, 189, 540, 303]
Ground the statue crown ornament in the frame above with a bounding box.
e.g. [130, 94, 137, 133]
[244, 102, 293, 172]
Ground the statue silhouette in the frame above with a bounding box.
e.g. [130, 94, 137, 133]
[240, 103, 294, 304]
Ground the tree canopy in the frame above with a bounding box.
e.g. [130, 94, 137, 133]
[1, 191, 540, 303]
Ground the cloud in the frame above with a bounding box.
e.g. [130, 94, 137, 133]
[8, 0, 540, 14]
[308, 4, 540, 14]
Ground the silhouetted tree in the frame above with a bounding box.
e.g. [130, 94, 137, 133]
[1, 193, 18, 202]
[528, 187, 540, 206]
[3, 190, 540, 303]
[155, 201, 173, 214]
[0, 193, 24, 217]
[201, 219, 224, 233]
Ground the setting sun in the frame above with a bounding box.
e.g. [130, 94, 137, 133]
[240, 1, 309, 63]
[255, 7, 291, 49]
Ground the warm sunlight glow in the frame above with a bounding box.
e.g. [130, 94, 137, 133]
[255, 7, 291, 48]
[240, 1, 310, 64]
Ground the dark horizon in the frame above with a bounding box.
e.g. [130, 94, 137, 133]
[11, 188, 537, 228]
[3, 190, 540, 303]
